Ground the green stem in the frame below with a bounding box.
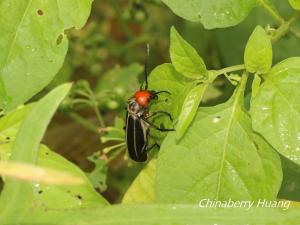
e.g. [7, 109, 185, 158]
[290, 27, 300, 39]
[259, 0, 285, 24]
[214, 64, 245, 76]
[272, 13, 300, 43]
[67, 111, 99, 134]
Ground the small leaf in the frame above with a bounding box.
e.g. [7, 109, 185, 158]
[87, 151, 108, 192]
[251, 74, 262, 99]
[170, 27, 207, 79]
[176, 83, 207, 140]
[122, 160, 156, 203]
[0, 161, 84, 185]
[147, 63, 194, 141]
[162, 0, 257, 29]
[251, 57, 300, 166]
[244, 26, 272, 74]
[289, 0, 300, 10]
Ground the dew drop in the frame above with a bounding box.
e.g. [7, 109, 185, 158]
[213, 116, 221, 123]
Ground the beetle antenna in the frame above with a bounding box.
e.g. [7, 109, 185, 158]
[140, 44, 150, 90]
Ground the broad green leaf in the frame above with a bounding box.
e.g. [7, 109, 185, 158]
[22, 204, 300, 225]
[251, 57, 300, 166]
[176, 83, 207, 140]
[0, 0, 93, 110]
[288, 0, 300, 9]
[0, 105, 33, 142]
[156, 77, 282, 203]
[0, 144, 108, 211]
[147, 63, 194, 140]
[122, 160, 156, 203]
[0, 84, 71, 223]
[278, 155, 300, 201]
[244, 26, 272, 74]
[162, 0, 257, 29]
[170, 27, 207, 79]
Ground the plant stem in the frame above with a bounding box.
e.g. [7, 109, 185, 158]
[259, 0, 285, 24]
[272, 13, 300, 43]
[214, 64, 245, 76]
[67, 111, 99, 133]
[290, 27, 300, 39]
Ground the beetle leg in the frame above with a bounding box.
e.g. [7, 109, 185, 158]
[153, 90, 171, 95]
[145, 111, 173, 121]
[142, 118, 175, 132]
[146, 143, 160, 152]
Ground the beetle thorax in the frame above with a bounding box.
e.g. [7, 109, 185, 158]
[127, 99, 145, 116]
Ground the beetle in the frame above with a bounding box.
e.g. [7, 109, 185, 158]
[125, 45, 174, 162]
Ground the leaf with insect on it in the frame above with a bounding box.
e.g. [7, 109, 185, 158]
[170, 27, 207, 79]
[156, 77, 282, 203]
[147, 63, 194, 142]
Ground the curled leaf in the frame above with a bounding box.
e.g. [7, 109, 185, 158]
[176, 83, 207, 140]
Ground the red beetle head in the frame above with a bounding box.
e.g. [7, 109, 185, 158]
[133, 90, 154, 107]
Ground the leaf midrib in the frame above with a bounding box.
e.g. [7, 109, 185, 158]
[215, 89, 241, 200]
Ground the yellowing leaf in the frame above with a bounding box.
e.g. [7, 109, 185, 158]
[0, 162, 84, 185]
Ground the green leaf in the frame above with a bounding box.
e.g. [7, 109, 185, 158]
[288, 0, 300, 9]
[0, 83, 71, 223]
[278, 155, 300, 201]
[244, 26, 272, 74]
[0, 143, 108, 211]
[251, 74, 262, 99]
[147, 63, 194, 141]
[162, 0, 257, 29]
[36, 145, 108, 209]
[87, 151, 108, 192]
[0, 105, 33, 143]
[0, 0, 93, 111]
[170, 27, 207, 79]
[176, 83, 207, 140]
[251, 57, 300, 166]
[22, 204, 300, 225]
[122, 160, 156, 203]
[156, 76, 282, 203]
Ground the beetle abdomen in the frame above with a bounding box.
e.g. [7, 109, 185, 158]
[126, 114, 148, 162]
